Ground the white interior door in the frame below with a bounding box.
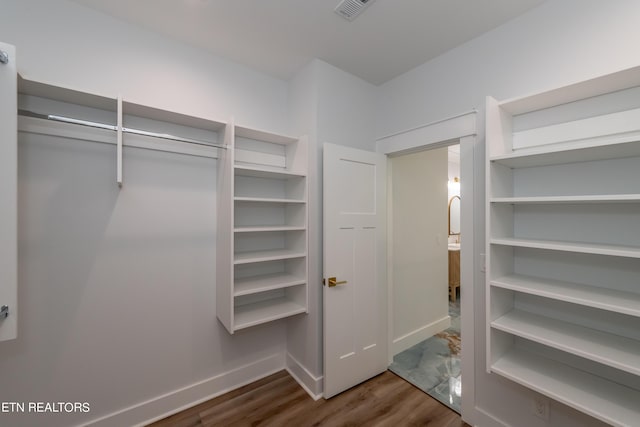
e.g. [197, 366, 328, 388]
[323, 142, 387, 398]
[0, 42, 17, 341]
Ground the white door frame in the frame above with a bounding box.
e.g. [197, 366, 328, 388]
[376, 111, 477, 425]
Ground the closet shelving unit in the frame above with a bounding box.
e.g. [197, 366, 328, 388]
[17, 75, 308, 335]
[17, 75, 227, 185]
[486, 66, 640, 427]
[216, 124, 308, 334]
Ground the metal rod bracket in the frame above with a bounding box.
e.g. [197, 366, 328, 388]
[0, 305, 8, 319]
[0, 51, 8, 65]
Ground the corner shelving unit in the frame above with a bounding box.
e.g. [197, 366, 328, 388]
[486, 66, 640, 427]
[216, 123, 308, 333]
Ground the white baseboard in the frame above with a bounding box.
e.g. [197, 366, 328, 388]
[392, 315, 451, 356]
[82, 353, 285, 427]
[472, 407, 509, 427]
[285, 352, 323, 400]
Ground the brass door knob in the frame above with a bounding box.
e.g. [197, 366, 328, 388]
[327, 277, 347, 287]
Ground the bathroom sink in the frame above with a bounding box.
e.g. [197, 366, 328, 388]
[448, 243, 460, 251]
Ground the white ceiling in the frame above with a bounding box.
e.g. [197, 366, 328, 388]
[70, 0, 545, 85]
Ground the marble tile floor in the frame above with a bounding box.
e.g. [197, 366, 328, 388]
[389, 299, 462, 413]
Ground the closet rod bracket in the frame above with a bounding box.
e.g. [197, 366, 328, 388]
[0, 305, 8, 320]
[0, 51, 8, 65]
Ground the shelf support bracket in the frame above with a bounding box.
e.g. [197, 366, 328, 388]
[116, 94, 123, 188]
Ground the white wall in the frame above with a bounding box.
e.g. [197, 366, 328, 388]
[285, 61, 323, 392]
[378, 0, 640, 138]
[316, 61, 378, 152]
[377, 1, 640, 426]
[0, 1, 293, 425]
[1, 0, 290, 133]
[390, 148, 449, 355]
[286, 59, 379, 391]
[448, 148, 460, 183]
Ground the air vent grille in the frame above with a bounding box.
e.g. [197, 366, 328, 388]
[334, 0, 376, 21]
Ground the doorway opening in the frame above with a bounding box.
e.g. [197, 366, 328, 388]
[322, 110, 476, 423]
[387, 142, 463, 413]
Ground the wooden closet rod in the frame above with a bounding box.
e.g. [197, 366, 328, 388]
[18, 109, 227, 149]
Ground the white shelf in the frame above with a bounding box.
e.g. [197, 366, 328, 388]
[492, 310, 640, 376]
[235, 125, 298, 145]
[498, 65, 640, 115]
[234, 165, 306, 179]
[234, 273, 306, 296]
[123, 100, 225, 132]
[234, 196, 305, 204]
[492, 275, 640, 318]
[19, 75, 116, 111]
[234, 226, 305, 233]
[234, 249, 306, 265]
[490, 135, 640, 169]
[492, 348, 640, 427]
[490, 194, 640, 204]
[234, 298, 306, 330]
[218, 128, 308, 334]
[487, 69, 640, 425]
[490, 237, 640, 258]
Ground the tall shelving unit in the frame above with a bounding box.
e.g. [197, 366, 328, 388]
[216, 124, 308, 334]
[486, 66, 640, 427]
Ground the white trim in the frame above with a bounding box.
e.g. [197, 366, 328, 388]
[459, 134, 477, 424]
[285, 352, 324, 400]
[81, 353, 285, 427]
[472, 407, 510, 427]
[376, 111, 476, 155]
[377, 111, 477, 426]
[377, 110, 477, 141]
[386, 160, 395, 365]
[392, 316, 451, 356]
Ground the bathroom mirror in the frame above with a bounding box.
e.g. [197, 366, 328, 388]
[448, 195, 461, 235]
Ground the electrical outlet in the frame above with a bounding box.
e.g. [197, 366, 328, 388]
[532, 395, 549, 421]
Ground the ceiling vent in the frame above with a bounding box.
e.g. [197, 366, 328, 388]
[334, 0, 376, 21]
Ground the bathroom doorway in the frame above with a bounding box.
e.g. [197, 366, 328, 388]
[387, 142, 463, 413]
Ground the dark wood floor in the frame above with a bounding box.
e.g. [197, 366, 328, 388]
[148, 370, 471, 427]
